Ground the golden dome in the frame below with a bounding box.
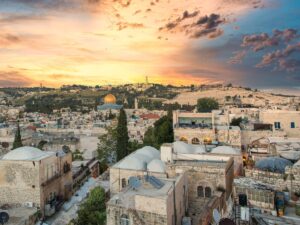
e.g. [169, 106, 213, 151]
[104, 94, 117, 104]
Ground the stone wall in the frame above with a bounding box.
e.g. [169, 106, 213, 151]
[0, 160, 41, 207]
[106, 205, 168, 225]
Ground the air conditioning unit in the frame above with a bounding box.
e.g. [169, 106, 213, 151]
[24, 202, 34, 208]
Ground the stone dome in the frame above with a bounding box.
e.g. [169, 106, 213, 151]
[117, 154, 148, 170]
[2, 146, 50, 161]
[135, 146, 160, 159]
[173, 141, 195, 154]
[147, 159, 166, 173]
[104, 94, 117, 104]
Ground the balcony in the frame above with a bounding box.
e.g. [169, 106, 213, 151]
[174, 123, 212, 129]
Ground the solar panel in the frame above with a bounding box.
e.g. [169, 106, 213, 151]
[128, 176, 141, 190]
[146, 175, 164, 189]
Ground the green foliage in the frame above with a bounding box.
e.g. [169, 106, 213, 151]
[97, 126, 117, 170]
[197, 98, 219, 113]
[143, 111, 174, 149]
[116, 108, 129, 161]
[0, 116, 6, 123]
[72, 149, 84, 161]
[128, 140, 143, 154]
[12, 124, 23, 150]
[230, 117, 243, 126]
[75, 187, 106, 225]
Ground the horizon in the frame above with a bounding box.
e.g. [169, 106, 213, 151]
[0, 0, 300, 89]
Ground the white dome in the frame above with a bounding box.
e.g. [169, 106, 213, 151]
[174, 141, 195, 154]
[211, 146, 240, 155]
[117, 154, 148, 170]
[193, 146, 206, 154]
[135, 146, 160, 159]
[147, 159, 166, 173]
[2, 146, 50, 161]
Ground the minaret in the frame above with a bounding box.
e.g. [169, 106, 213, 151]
[145, 76, 149, 85]
[134, 98, 138, 110]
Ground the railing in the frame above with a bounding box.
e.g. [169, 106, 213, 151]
[174, 123, 212, 129]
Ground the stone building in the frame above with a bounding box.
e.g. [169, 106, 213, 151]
[0, 146, 72, 217]
[259, 110, 300, 137]
[173, 111, 241, 148]
[108, 142, 235, 225]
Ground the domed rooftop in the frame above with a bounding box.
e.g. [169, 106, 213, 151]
[2, 146, 53, 161]
[255, 157, 293, 173]
[114, 146, 160, 171]
[104, 94, 117, 104]
[135, 146, 160, 159]
[147, 159, 166, 173]
[117, 154, 148, 170]
[173, 141, 195, 154]
[211, 146, 240, 155]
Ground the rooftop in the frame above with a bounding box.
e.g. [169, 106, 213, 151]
[2, 146, 54, 161]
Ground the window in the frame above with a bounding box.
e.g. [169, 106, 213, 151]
[121, 178, 126, 188]
[291, 122, 295, 128]
[205, 187, 212, 198]
[197, 186, 204, 197]
[192, 138, 200, 145]
[120, 214, 130, 225]
[180, 137, 188, 143]
[274, 122, 281, 129]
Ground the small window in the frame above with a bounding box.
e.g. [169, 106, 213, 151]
[192, 138, 200, 145]
[120, 214, 130, 225]
[274, 122, 281, 129]
[197, 186, 204, 197]
[291, 122, 295, 128]
[121, 178, 126, 188]
[205, 187, 212, 198]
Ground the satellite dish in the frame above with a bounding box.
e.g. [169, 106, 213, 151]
[213, 209, 221, 223]
[0, 212, 9, 224]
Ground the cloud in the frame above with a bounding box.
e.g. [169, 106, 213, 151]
[0, 33, 21, 47]
[228, 50, 247, 64]
[0, 71, 35, 87]
[116, 22, 144, 30]
[256, 42, 300, 70]
[242, 29, 298, 52]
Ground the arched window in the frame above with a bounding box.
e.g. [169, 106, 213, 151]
[197, 186, 204, 197]
[121, 178, 126, 188]
[180, 137, 188, 143]
[192, 138, 200, 145]
[205, 187, 212, 198]
[120, 214, 130, 225]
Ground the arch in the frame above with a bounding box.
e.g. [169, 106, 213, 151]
[121, 178, 126, 188]
[203, 137, 212, 145]
[120, 214, 130, 225]
[192, 137, 200, 145]
[197, 186, 204, 197]
[205, 187, 212, 198]
[180, 137, 188, 143]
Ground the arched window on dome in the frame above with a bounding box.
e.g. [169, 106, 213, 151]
[205, 187, 212, 198]
[120, 214, 130, 225]
[192, 138, 200, 145]
[180, 137, 188, 143]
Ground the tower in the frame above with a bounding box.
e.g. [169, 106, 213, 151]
[145, 76, 149, 85]
[134, 98, 138, 110]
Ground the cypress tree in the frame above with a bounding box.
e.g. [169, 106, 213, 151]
[116, 108, 129, 161]
[12, 123, 23, 150]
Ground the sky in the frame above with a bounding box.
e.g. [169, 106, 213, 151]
[0, 0, 299, 88]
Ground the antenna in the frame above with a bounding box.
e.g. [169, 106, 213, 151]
[213, 209, 221, 224]
[0, 212, 9, 225]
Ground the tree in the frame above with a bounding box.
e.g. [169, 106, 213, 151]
[116, 108, 129, 161]
[97, 127, 117, 172]
[37, 140, 48, 150]
[12, 123, 23, 150]
[75, 187, 106, 225]
[143, 111, 174, 149]
[197, 98, 219, 113]
[230, 117, 243, 126]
